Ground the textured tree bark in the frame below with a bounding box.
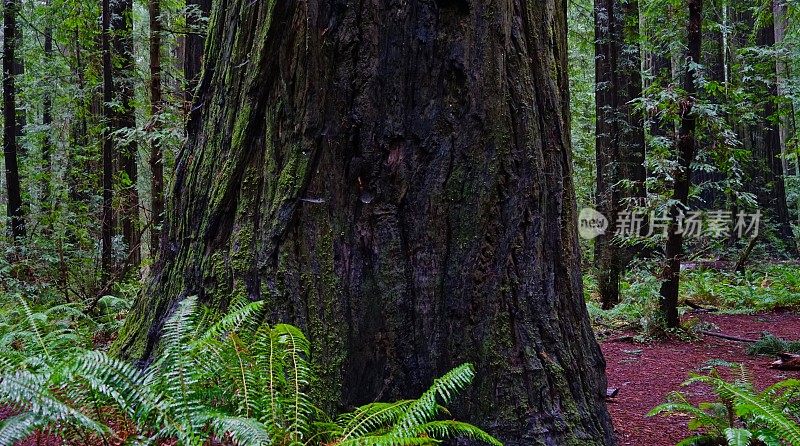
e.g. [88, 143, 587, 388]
[3, 0, 25, 239]
[117, 1, 615, 444]
[594, 0, 646, 309]
[184, 0, 211, 104]
[101, 0, 114, 284]
[149, 0, 165, 257]
[659, 0, 703, 329]
[112, 0, 141, 268]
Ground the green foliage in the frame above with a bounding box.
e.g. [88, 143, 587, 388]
[0, 296, 501, 446]
[649, 364, 800, 445]
[588, 265, 800, 333]
[748, 333, 800, 357]
[681, 266, 800, 312]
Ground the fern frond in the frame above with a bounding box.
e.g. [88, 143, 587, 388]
[0, 412, 47, 445]
[18, 296, 50, 360]
[410, 420, 502, 445]
[212, 415, 273, 446]
[68, 350, 162, 423]
[649, 399, 728, 435]
[392, 364, 475, 436]
[272, 324, 313, 442]
[724, 427, 752, 446]
[337, 401, 414, 440]
[337, 435, 441, 445]
[193, 300, 264, 348]
[695, 376, 800, 446]
[0, 370, 109, 437]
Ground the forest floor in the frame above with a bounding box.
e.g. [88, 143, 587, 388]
[603, 310, 800, 446]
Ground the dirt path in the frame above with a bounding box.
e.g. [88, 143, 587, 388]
[602, 311, 800, 446]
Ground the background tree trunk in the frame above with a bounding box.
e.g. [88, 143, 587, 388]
[3, 0, 25, 239]
[659, 0, 703, 328]
[111, 0, 141, 268]
[184, 0, 210, 105]
[149, 0, 164, 256]
[42, 0, 53, 208]
[116, 1, 615, 444]
[594, 0, 646, 309]
[749, 12, 795, 250]
[101, 0, 113, 285]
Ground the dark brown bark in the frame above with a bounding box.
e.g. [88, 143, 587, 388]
[101, 0, 114, 284]
[184, 0, 210, 104]
[3, 0, 24, 239]
[149, 0, 165, 256]
[116, 1, 615, 444]
[748, 14, 795, 249]
[659, 0, 703, 329]
[42, 0, 53, 207]
[13, 26, 24, 153]
[111, 0, 141, 268]
[594, 0, 646, 309]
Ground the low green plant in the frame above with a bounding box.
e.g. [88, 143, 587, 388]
[649, 364, 800, 445]
[0, 296, 502, 446]
[748, 333, 800, 357]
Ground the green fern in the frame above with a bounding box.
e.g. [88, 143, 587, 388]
[650, 363, 800, 446]
[0, 296, 501, 446]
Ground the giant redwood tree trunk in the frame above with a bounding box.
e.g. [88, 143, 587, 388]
[594, 0, 646, 309]
[117, 1, 615, 444]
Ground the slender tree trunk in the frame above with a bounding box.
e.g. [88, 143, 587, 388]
[13, 26, 24, 154]
[750, 8, 795, 248]
[111, 0, 141, 268]
[773, 0, 789, 178]
[594, 0, 647, 308]
[101, 0, 114, 285]
[659, 0, 703, 328]
[116, 2, 615, 444]
[3, 0, 25, 239]
[42, 0, 53, 208]
[184, 0, 210, 105]
[149, 0, 164, 257]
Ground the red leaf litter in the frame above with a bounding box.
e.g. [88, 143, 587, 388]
[602, 311, 800, 446]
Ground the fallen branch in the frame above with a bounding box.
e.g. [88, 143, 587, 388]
[685, 300, 719, 313]
[698, 330, 758, 343]
[771, 353, 800, 371]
